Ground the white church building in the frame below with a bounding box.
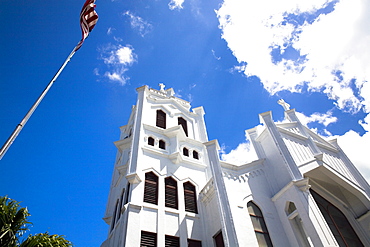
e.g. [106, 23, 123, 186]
[101, 85, 370, 247]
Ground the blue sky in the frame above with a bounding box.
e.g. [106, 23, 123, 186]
[1, 0, 369, 246]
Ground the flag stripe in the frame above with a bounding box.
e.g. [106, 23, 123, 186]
[75, 0, 98, 51]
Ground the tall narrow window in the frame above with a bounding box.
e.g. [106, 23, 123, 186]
[183, 182, 198, 213]
[165, 235, 180, 247]
[178, 117, 188, 136]
[148, 137, 155, 146]
[144, 172, 158, 205]
[188, 239, 202, 247]
[141, 231, 157, 247]
[159, 140, 166, 150]
[286, 201, 310, 247]
[213, 231, 225, 247]
[193, 150, 199, 160]
[124, 182, 130, 205]
[165, 177, 178, 209]
[247, 201, 273, 247]
[183, 147, 189, 157]
[110, 199, 119, 232]
[311, 190, 364, 247]
[118, 188, 125, 219]
[156, 110, 166, 129]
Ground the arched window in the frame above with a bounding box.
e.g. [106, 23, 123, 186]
[193, 150, 199, 160]
[148, 137, 155, 146]
[165, 177, 178, 209]
[247, 201, 273, 247]
[178, 117, 188, 136]
[311, 190, 364, 247]
[286, 201, 310, 247]
[183, 147, 189, 157]
[183, 182, 198, 213]
[159, 140, 166, 150]
[156, 110, 166, 129]
[143, 172, 158, 205]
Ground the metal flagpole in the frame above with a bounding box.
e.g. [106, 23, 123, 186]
[0, 45, 78, 160]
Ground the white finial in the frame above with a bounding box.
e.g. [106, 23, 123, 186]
[278, 99, 290, 111]
[159, 83, 165, 92]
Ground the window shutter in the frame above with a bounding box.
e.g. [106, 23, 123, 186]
[183, 147, 189, 157]
[159, 140, 166, 150]
[178, 117, 188, 136]
[141, 231, 157, 247]
[183, 182, 198, 213]
[165, 235, 180, 247]
[193, 151, 199, 159]
[188, 239, 202, 247]
[156, 110, 166, 129]
[144, 172, 158, 205]
[213, 231, 225, 247]
[165, 177, 178, 209]
[148, 137, 155, 146]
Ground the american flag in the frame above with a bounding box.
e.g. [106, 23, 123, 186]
[75, 0, 98, 51]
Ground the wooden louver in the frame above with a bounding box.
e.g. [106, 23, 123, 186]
[144, 172, 158, 205]
[156, 110, 166, 129]
[165, 235, 180, 247]
[183, 182, 198, 213]
[165, 177, 178, 209]
[141, 231, 157, 247]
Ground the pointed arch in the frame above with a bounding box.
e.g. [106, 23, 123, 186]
[247, 201, 273, 247]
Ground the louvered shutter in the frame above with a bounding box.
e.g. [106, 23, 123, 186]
[141, 231, 157, 247]
[144, 172, 158, 205]
[165, 235, 180, 247]
[183, 182, 198, 213]
[165, 177, 178, 209]
[156, 110, 166, 129]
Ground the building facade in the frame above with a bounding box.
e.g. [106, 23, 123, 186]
[101, 85, 370, 247]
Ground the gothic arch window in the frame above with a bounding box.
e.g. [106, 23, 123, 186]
[178, 117, 188, 136]
[156, 110, 166, 129]
[148, 137, 155, 146]
[183, 147, 189, 157]
[310, 190, 364, 247]
[193, 150, 199, 160]
[143, 172, 158, 205]
[159, 140, 166, 150]
[285, 201, 310, 247]
[183, 181, 198, 213]
[247, 201, 273, 247]
[165, 177, 178, 209]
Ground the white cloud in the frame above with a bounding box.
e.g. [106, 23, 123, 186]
[336, 114, 370, 183]
[296, 111, 337, 128]
[221, 141, 258, 165]
[124, 11, 152, 37]
[169, 0, 184, 10]
[98, 44, 137, 85]
[216, 0, 370, 114]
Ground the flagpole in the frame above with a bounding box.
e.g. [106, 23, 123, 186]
[0, 45, 78, 160]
